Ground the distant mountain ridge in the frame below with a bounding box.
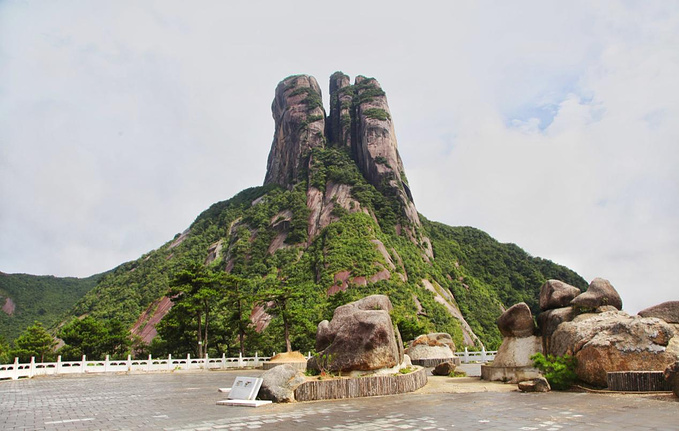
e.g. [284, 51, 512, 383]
[3, 73, 587, 352]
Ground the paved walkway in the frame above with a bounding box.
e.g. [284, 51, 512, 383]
[1, 370, 677, 430]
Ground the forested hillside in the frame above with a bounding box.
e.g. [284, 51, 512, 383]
[0, 272, 102, 341]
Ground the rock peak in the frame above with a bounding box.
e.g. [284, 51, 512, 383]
[264, 73, 432, 256]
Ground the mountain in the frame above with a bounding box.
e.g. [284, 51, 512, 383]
[58, 73, 587, 352]
[0, 272, 102, 342]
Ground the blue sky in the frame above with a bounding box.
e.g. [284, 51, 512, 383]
[1, 0, 678, 313]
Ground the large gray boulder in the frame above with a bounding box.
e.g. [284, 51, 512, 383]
[308, 295, 403, 373]
[638, 301, 679, 324]
[537, 306, 578, 354]
[258, 364, 306, 403]
[497, 302, 535, 338]
[539, 280, 581, 311]
[551, 310, 678, 387]
[571, 278, 622, 310]
[406, 333, 456, 361]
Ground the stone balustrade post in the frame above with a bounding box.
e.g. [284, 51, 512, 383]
[464, 347, 469, 363]
[13, 357, 19, 380]
[168, 354, 172, 371]
[147, 354, 152, 372]
[56, 355, 62, 375]
[29, 356, 35, 378]
[105, 355, 110, 372]
[82, 355, 87, 373]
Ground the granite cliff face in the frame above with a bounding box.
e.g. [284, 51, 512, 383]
[264, 75, 326, 188]
[264, 73, 430, 257]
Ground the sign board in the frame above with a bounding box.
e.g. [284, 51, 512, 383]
[228, 377, 263, 401]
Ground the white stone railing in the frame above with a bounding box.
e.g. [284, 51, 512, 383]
[0, 353, 271, 381]
[454, 347, 497, 363]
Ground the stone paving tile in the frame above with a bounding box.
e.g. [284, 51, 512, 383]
[1, 371, 678, 430]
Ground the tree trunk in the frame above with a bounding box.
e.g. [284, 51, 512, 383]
[283, 314, 291, 353]
[197, 312, 203, 358]
[203, 301, 209, 359]
[238, 299, 245, 356]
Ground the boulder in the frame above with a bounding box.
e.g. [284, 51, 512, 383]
[638, 301, 679, 324]
[518, 377, 551, 392]
[432, 361, 456, 376]
[664, 361, 679, 398]
[537, 307, 578, 354]
[497, 302, 535, 338]
[258, 364, 306, 403]
[406, 333, 456, 361]
[492, 335, 543, 368]
[551, 310, 678, 387]
[308, 295, 403, 373]
[570, 278, 622, 310]
[539, 280, 581, 311]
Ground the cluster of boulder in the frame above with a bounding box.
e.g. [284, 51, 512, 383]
[259, 295, 414, 402]
[405, 332, 459, 375]
[486, 277, 679, 392]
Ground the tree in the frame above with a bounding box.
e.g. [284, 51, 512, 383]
[169, 263, 223, 358]
[258, 276, 304, 353]
[223, 274, 251, 356]
[0, 335, 10, 363]
[58, 316, 131, 360]
[11, 322, 56, 362]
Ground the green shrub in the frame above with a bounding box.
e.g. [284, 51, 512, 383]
[530, 352, 577, 390]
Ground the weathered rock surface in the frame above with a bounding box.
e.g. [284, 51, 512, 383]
[537, 306, 578, 354]
[406, 333, 456, 360]
[571, 278, 622, 310]
[638, 301, 679, 324]
[539, 280, 581, 311]
[497, 302, 535, 338]
[258, 364, 306, 403]
[432, 361, 457, 376]
[551, 311, 678, 387]
[309, 295, 403, 373]
[664, 361, 679, 397]
[420, 279, 482, 347]
[264, 75, 326, 188]
[327, 71, 352, 149]
[492, 336, 543, 368]
[518, 377, 551, 392]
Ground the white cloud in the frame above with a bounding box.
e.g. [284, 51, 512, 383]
[1, 0, 678, 313]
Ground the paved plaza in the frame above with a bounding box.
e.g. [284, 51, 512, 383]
[1, 370, 677, 430]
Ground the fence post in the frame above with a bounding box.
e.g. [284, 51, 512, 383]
[168, 354, 172, 371]
[147, 354, 152, 372]
[82, 355, 87, 373]
[464, 347, 469, 364]
[105, 355, 110, 372]
[238, 352, 243, 368]
[29, 356, 35, 378]
[12, 357, 19, 380]
[254, 352, 258, 367]
[187, 353, 191, 370]
[204, 353, 209, 371]
[481, 347, 487, 362]
[221, 353, 226, 370]
[56, 355, 62, 375]
[127, 354, 132, 373]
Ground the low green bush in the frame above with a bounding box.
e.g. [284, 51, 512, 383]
[530, 352, 577, 390]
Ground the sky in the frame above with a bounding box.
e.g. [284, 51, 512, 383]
[1, 1, 677, 314]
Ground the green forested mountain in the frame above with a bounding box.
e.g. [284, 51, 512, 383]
[0, 272, 102, 341]
[8, 73, 587, 356]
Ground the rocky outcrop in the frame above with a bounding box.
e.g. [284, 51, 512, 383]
[497, 302, 535, 338]
[539, 280, 581, 311]
[638, 301, 679, 324]
[327, 71, 352, 149]
[420, 279, 483, 347]
[551, 311, 678, 387]
[571, 277, 622, 310]
[2, 297, 16, 316]
[130, 296, 173, 344]
[353, 77, 423, 234]
[264, 75, 326, 188]
[308, 295, 403, 373]
[258, 364, 306, 403]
